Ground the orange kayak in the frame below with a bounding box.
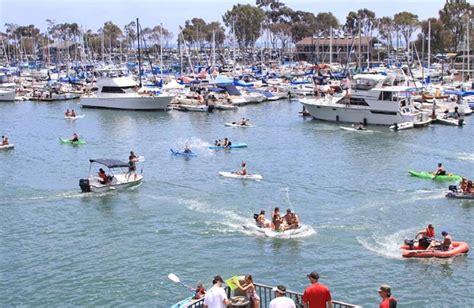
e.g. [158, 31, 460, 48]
[401, 241, 469, 258]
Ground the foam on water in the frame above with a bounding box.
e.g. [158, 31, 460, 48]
[356, 229, 412, 260]
[458, 152, 474, 162]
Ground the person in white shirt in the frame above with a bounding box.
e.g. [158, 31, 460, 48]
[269, 285, 296, 308]
[204, 275, 231, 308]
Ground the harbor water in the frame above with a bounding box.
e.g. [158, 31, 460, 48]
[1, 99, 473, 307]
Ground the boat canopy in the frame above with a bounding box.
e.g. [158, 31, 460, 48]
[89, 159, 129, 168]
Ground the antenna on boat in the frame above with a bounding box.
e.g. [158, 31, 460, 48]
[136, 18, 142, 88]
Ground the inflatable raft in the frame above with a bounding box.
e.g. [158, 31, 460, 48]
[408, 170, 462, 182]
[243, 223, 310, 238]
[401, 241, 469, 258]
[0, 144, 14, 150]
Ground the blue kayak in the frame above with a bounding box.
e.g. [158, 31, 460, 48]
[170, 149, 197, 157]
[208, 143, 247, 149]
[171, 296, 193, 308]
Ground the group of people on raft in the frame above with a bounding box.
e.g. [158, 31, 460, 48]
[1, 135, 10, 146]
[255, 207, 300, 231]
[64, 109, 77, 118]
[413, 224, 452, 251]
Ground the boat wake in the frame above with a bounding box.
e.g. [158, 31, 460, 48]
[172, 137, 210, 154]
[178, 198, 315, 239]
[458, 152, 474, 162]
[356, 229, 410, 260]
[0, 189, 115, 205]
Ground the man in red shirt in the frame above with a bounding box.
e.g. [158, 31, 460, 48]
[378, 284, 397, 308]
[302, 271, 332, 308]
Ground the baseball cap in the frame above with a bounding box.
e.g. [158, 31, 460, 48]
[378, 284, 391, 293]
[441, 231, 448, 236]
[307, 271, 319, 280]
[272, 285, 286, 294]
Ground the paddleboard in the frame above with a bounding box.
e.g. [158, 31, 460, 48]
[219, 171, 262, 180]
[208, 143, 247, 149]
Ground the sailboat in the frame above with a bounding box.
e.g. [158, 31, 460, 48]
[81, 18, 173, 111]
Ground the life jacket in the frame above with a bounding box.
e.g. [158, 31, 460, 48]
[426, 228, 435, 238]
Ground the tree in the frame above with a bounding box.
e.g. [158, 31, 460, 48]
[123, 21, 137, 49]
[314, 12, 339, 36]
[289, 10, 316, 43]
[101, 21, 122, 50]
[415, 18, 452, 53]
[393, 11, 419, 51]
[223, 4, 265, 49]
[439, 0, 472, 51]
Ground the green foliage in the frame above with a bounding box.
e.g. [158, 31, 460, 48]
[393, 11, 419, 49]
[439, 0, 472, 51]
[223, 4, 265, 48]
[181, 18, 225, 49]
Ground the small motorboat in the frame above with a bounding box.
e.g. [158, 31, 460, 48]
[390, 122, 414, 131]
[0, 143, 14, 150]
[180, 104, 209, 112]
[219, 171, 262, 180]
[401, 240, 469, 258]
[79, 158, 143, 193]
[170, 149, 197, 157]
[446, 186, 474, 200]
[435, 115, 464, 126]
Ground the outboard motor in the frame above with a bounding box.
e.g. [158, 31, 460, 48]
[448, 185, 458, 192]
[79, 179, 91, 192]
[404, 239, 415, 249]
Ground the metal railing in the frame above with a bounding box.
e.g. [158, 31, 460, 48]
[184, 283, 361, 308]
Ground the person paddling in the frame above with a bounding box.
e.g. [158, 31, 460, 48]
[65, 109, 71, 117]
[237, 161, 247, 175]
[70, 133, 79, 142]
[433, 163, 446, 176]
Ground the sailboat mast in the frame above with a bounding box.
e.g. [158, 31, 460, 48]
[160, 23, 164, 80]
[329, 26, 333, 67]
[136, 18, 142, 87]
[427, 19, 431, 80]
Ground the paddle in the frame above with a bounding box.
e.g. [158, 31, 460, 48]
[168, 273, 194, 291]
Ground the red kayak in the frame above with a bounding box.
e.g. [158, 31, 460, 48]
[401, 241, 469, 258]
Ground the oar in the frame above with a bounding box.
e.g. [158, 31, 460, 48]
[168, 273, 194, 291]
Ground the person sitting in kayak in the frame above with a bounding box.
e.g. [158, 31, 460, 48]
[415, 224, 435, 249]
[428, 231, 452, 251]
[255, 210, 271, 228]
[433, 163, 446, 176]
[98, 168, 108, 184]
[70, 133, 79, 142]
[65, 109, 71, 117]
[272, 207, 284, 231]
[237, 161, 247, 175]
[183, 144, 192, 154]
[239, 118, 249, 126]
[70, 109, 76, 117]
[193, 282, 206, 299]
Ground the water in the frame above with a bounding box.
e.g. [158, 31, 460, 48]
[1, 99, 473, 307]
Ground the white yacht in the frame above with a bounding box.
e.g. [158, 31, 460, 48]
[81, 77, 173, 110]
[299, 75, 418, 125]
[0, 88, 16, 102]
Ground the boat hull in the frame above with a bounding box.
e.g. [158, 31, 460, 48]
[0, 89, 16, 102]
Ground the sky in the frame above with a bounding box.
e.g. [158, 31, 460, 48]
[1, 0, 447, 37]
